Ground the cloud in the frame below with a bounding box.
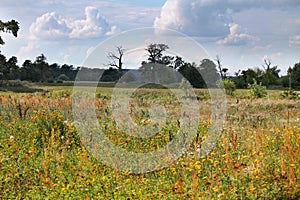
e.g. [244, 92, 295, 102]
[69, 6, 116, 39]
[289, 35, 300, 48]
[29, 6, 119, 40]
[154, 0, 300, 37]
[30, 12, 70, 40]
[154, 0, 229, 37]
[106, 26, 120, 36]
[217, 23, 259, 46]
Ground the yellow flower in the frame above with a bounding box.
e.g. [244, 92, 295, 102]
[249, 186, 256, 192]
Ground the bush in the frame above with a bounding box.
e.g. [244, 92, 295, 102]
[56, 74, 70, 81]
[281, 89, 299, 99]
[179, 78, 192, 96]
[217, 79, 236, 96]
[248, 79, 267, 98]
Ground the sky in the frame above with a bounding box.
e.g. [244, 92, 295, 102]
[0, 0, 299, 75]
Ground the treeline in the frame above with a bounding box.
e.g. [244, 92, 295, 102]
[0, 46, 299, 89]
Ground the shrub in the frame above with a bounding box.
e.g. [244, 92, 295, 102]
[248, 79, 267, 98]
[56, 74, 70, 81]
[217, 78, 236, 96]
[179, 78, 192, 96]
[281, 89, 299, 99]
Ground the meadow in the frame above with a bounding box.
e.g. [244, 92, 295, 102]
[0, 85, 299, 199]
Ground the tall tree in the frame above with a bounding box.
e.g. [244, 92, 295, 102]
[145, 43, 169, 64]
[215, 55, 228, 79]
[106, 46, 124, 78]
[35, 54, 48, 82]
[0, 53, 7, 85]
[173, 56, 185, 69]
[198, 58, 219, 87]
[261, 59, 280, 88]
[178, 62, 205, 88]
[7, 56, 19, 80]
[289, 61, 300, 88]
[0, 19, 19, 45]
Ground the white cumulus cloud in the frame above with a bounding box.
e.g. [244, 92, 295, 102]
[217, 23, 259, 46]
[154, 0, 300, 38]
[30, 12, 70, 40]
[29, 6, 119, 40]
[154, 0, 229, 37]
[69, 6, 115, 39]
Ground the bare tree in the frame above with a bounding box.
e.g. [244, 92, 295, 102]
[262, 58, 272, 71]
[106, 46, 124, 78]
[215, 55, 228, 79]
[262, 58, 280, 77]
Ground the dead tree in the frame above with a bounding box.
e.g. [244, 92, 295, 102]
[106, 46, 124, 79]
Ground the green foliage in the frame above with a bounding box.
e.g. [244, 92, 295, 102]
[217, 78, 236, 96]
[56, 74, 70, 81]
[178, 62, 205, 88]
[0, 19, 19, 45]
[248, 79, 267, 98]
[280, 89, 299, 99]
[289, 62, 300, 88]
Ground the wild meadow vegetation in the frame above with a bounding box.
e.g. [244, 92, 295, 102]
[0, 86, 299, 199]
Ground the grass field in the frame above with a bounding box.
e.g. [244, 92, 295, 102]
[0, 86, 299, 199]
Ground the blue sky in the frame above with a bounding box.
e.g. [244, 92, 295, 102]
[0, 0, 299, 75]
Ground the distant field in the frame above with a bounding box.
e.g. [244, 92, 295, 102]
[0, 86, 299, 199]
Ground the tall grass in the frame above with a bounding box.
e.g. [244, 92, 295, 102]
[0, 89, 299, 199]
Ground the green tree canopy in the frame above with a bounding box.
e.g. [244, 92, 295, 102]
[0, 19, 19, 45]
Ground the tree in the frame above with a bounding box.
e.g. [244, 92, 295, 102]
[7, 56, 19, 80]
[34, 54, 48, 82]
[261, 59, 280, 88]
[0, 53, 7, 85]
[198, 58, 219, 87]
[233, 70, 246, 88]
[145, 43, 169, 64]
[141, 43, 186, 69]
[215, 55, 228, 79]
[106, 46, 124, 79]
[0, 19, 19, 45]
[289, 61, 300, 88]
[173, 56, 185, 69]
[100, 67, 119, 82]
[178, 62, 205, 88]
[140, 43, 177, 84]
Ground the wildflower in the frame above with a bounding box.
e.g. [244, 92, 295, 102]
[249, 186, 256, 192]
[125, 179, 131, 183]
[10, 135, 14, 140]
